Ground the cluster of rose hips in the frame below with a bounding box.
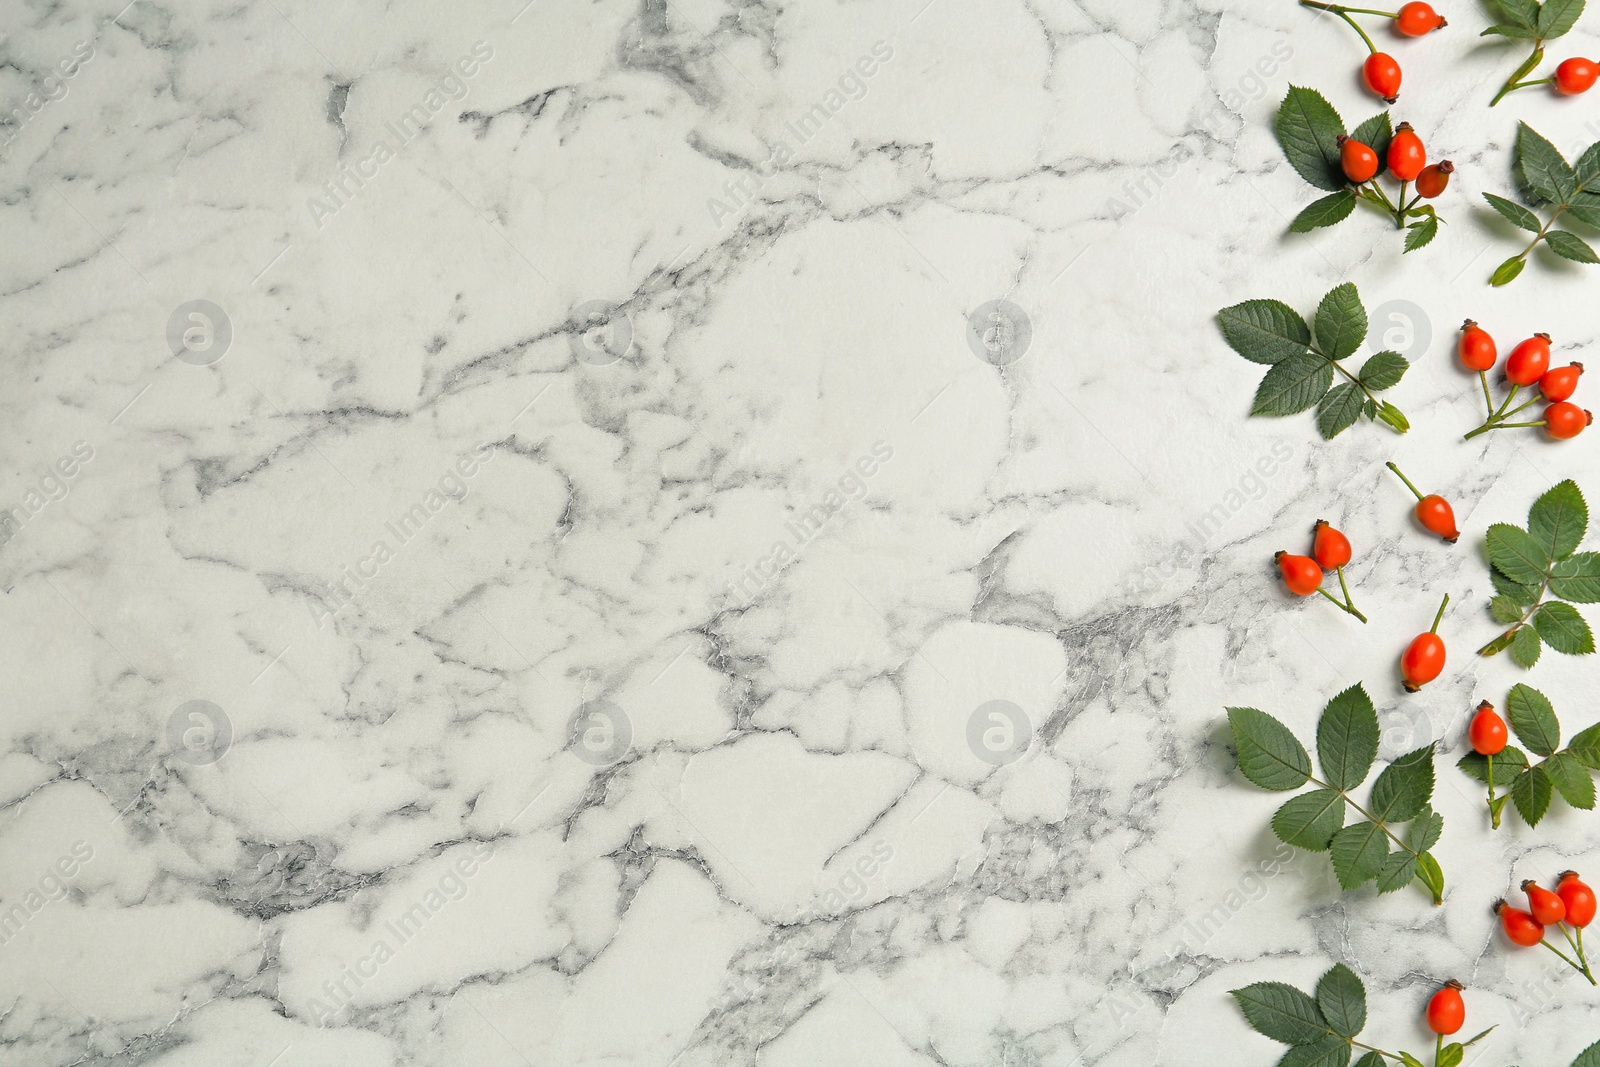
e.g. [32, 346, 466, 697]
[1301, 1, 1446, 103]
[1458, 323, 1591, 441]
[1497, 872, 1598, 985]
[1275, 521, 1366, 621]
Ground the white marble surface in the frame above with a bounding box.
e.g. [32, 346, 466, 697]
[5, 0, 1600, 1064]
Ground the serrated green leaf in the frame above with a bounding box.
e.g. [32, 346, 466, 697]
[1512, 623, 1543, 667]
[1493, 569, 1542, 605]
[1489, 523, 1552, 586]
[1316, 383, 1365, 440]
[1437, 1042, 1464, 1067]
[1518, 123, 1577, 206]
[1508, 683, 1561, 756]
[1497, 0, 1541, 29]
[1369, 745, 1435, 822]
[1481, 22, 1540, 36]
[1576, 142, 1600, 189]
[1313, 284, 1366, 361]
[1350, 113, 1393, 171]
[1535, 601, 1595, 654]
[1230, 707, 1313, 791]
[1315, 963, 1366, 1038]
[1407, 806, 1443, 852]
[1317, 684, 1379, 790]
[1491, 596, 1525, 624]
[1399, 1053, 1427, 1067]
[1492, 255, 1529, 286]
[1376, 850, 1417, 894]
[1219, 299, 1312, 365]
[1513, 764, 1554, 826]
[1274, 789, 1346, 851]
[1547, 230, 1600, 263]
[1231, 981, 1329, 1045]
[1416, 851, 1444, 903]
[1539, 0, 1587, 38]
[1551, 552, 1600, 602]
[1277, 86, 1347, 193]
[1358, 351, 1407, 390]
[1485, 192, 1544, 232]
[1330, 821, 1388, 889]
[1530, 480, 1589, 560]
[1459, 745, 1530, 785]
[1405, 215, 1439, 252]
[1569, 723, 1600, 768]
[1571, 1037, 1600, 1067]
[1353, 1053, 1384, 1067]
[1281, 1035, 1353, 1067]
[1545, 751, 1596, 809]
[1253, 352, 1334, 417]
[1375, 402, 1409, 433]
[1292, 191, 1358, 233]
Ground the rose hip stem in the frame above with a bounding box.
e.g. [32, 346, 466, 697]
[1299, 1, 1389, 52]
[1464, 386, 1545, 439]
[1493, 44, 1551, 106]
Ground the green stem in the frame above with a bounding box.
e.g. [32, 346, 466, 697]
[1316, 583, 1369, 623]
[1396, 181, 1409, 229]
[1435, 1034, 1443, 1067]
[1492, 43, 1547, 107]
[1486, 752, 1500, 829]
[1312, 775, 1421, 858]
[1336, 567, 1366, 622]
[1428, 593, 1448, 634]
[1477, 568, 1556, 655]
[1386, 461, 1424, 501]
[1495, 419, 1547, 429]
[1540, 937, 1595, 982]
[1299, 0, 1401, 14]
[1479, 371, 1495, 420]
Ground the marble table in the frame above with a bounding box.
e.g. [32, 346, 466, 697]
[5, 0, 1600, 1063]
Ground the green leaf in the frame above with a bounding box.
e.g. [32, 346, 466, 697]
[1491, 596, 1525, 624]
[1481, 22, 1540, 36]
[1407, 806, 1443, 853]
[1493, 569, 1542, 604]
[1317, 684, 1379, 790]
[1280, 1035, 1353, 1067]
[1496, 0, 1542, 29]
[1458, 745, 1530, 785]
[1539, 0, 1587, 38]
[1291, 191, 1358, 233]
[1316, 384, 1365, 440]
[1479, 630, 1517, 657]
[1313, 284, 1366, 362]
[1415, 851, 1445, 904]
[1545, 751, 1596, 809]
[1231, 981, 1330, 1045]
[1375, 402, 1409, 433]
[1369, 746, 1434, 823]
[1252, 353, 1334, 417]
[1491, 255, 1529, 286]
[1219, 300, 1312, 365]
[1535, 601, 1595, 654]
[1315, 963, 1366, 1039]
[1358, 351, 1407, 390]
[1276, 86, 1347, 193]
[1551, 552, 1600, 602]
[1530, 480, 1589, 560]
[1488, 523, 1552, 586]
[1569, 723, 1600, 768]
[1404, 215, 1439, 253]
[1507, 683, 1561, 757]
[1398, 1054, 1427, 1067]
[1484, 192, 1544, 233]
[1376, 851, 1417, 894]
[1513, 764, 1554, 826]
[1547, 229, 1600, 263]
[1330, 821, 1388, 889]
[1350, 113, 1393, 170]
[1570, 1037, 1600, 1067]
[1353, 1054, 1385, 1067]
[1274, 790, 1346, 851]
[1230, 708, 1313, 791]
[1436, 1042, 1464, 1067]
[1576, 141, 1600, 189]
[1512, 623, 1543, 667]
[1517, 123, 1577, 206]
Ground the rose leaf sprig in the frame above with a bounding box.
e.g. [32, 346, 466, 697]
[1276, 86, 1451, 250]
[1232, 963, 1492, 1067]
[1459, 685, 1600, 828]
[1228, 683, 1445, 903]
[1218, 283, 1411, 438]
[1484, 123, 1600, 285]
[1478, 479, 1597, 666]
[1484, 0, 1590, 105]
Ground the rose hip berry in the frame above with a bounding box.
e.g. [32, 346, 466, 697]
[1364, 53, 1403, 102]
[1312, 520, 1352, 570]
[1559, 872, 1598, 928]
[1387, 463, 1459, 543]
[1541, 363, 1584, 403]
[1401, 593, 1449, 693]
[1557, 57, 1600, 95]
[1425, 980, 1465, 1036]
[1276, 551, 1323, 596]
[1339, 136, 1380, 183]
[1525, 880, 1569, 926]
[1545, 401, 1592, 439]
[1415, 161, 1453, 198]
[1470, 701, 1509, 755]
[1387, 122, 1426, 181]
[1496, 900, 1547, 946]
[1396, 1, 1446, 36]
[1506, 333, 1552, 386]
[1458, 320, 1497, 372]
